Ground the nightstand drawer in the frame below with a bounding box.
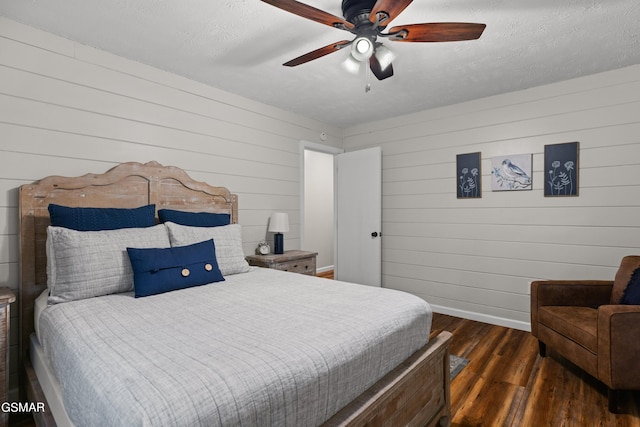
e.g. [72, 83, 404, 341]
[273, 258, 316, 275]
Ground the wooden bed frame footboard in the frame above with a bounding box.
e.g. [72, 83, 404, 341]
[325, 330, 452, 427]
[19, 161, 452, 427]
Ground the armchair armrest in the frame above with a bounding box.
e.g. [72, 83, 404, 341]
[530, 280, 613, 336]
[597, 305, 640, 390]
[531, 280, 613, 307]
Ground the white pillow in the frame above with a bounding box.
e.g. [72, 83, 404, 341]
[164, 222, 250, 276]
[46, 224, 171, 304]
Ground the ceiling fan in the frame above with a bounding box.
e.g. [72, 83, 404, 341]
[261, 0, 486, 81]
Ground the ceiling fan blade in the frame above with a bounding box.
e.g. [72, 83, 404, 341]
[261, 0, 354, 30]
[387, 23, 486, 42]
[369, 55, 394, 81]
[369, 0, 414, 25]
[283, 40, 351, 67]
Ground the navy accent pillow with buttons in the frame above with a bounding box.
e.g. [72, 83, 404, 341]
[127, 239, 224, 298]
[158, 209, 231, 227]
[48, 204, 156, 231]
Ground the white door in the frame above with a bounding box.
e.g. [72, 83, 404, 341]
[335, 147, 382, 286]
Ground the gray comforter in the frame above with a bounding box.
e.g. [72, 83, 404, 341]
[39, 268, 431, 427]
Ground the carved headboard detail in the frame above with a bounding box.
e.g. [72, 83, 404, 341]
[18, 161, 238, 382]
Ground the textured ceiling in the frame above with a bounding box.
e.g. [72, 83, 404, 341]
[1, 0, 639, 128]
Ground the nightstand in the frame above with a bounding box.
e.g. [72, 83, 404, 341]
[0, 288, 15, 427]
[246, 250, 317, 276]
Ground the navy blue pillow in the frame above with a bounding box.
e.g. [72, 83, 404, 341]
[158, 209, 230, 227]
[621, 267, 640, 305]
[49, 204, 156, 231]
[127, 239, 224, 298]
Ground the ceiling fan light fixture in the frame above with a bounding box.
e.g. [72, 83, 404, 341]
[261, 0, 487, 83]
[373, 44, 396, 71]
[350, 36, 374, 61]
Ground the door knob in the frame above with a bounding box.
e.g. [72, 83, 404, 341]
[371, 232, 379, 238]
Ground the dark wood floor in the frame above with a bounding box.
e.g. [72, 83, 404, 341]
[431, 313, 640, 426]
[319, 269, 640, 424]
[316, 269, 334, 279]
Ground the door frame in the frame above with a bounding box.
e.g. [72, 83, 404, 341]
[299, 141, 344, 271]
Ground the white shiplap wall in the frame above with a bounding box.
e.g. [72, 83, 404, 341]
[343, 65, 640, 331]
[0, 17, 342, 396]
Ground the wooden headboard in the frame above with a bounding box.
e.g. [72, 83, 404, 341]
[18, 161, 238, 374]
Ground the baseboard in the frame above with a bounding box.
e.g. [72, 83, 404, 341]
[430, 304, 531, 332]
[316, 265, 334, 274]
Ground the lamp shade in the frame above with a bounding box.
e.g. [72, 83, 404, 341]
[374, 44, 396, 71]
[268, 213, 289, 233]
[342, 54, 362, 74]
[350, 36, 374, 62]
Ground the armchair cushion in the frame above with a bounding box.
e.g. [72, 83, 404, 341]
[530, 280, 612, 338]
[538, 306, 597, 353]
[620, 267, 640, 305]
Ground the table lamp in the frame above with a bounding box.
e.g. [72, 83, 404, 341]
[268, 212, 289, 254]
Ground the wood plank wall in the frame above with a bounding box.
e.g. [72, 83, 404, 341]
[0, 17, 341, 399]
[2, 11, 640, 407]
[343, 65, 640, 331]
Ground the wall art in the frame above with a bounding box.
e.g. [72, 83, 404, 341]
[545, 142, 579, 197]
[456, 152, 481, 198]
[491, 153, 532, 191]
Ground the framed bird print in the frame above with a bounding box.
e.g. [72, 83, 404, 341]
[457, 152, 481, 198]
[491, 153, 532, 191]
[545, 142, 579, 196]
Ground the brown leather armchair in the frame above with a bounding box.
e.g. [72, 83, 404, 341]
[530, 256, 640, 413]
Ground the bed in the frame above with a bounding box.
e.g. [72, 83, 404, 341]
[18, 161, 452, 427]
